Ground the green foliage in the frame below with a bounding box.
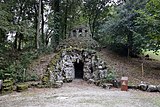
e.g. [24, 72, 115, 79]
[105, 69, 116, 82]
[83, 0, 110, 37]
[100, 0, 149, 56]
[135, 0, 160, 52]
[143, 50, 160, 61]
[0, 49, 45, 82]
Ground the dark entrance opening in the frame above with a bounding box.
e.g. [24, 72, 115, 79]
[74, 60, 84, 79]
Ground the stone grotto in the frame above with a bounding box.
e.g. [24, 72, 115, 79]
[42, 47, 112, 87]
[41, 25, 113, 87]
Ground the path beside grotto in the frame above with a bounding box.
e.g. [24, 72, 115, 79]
[0, 79, 160, 107]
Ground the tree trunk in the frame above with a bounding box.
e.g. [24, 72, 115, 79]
[34, 2, 38, 48]
[36, 0, 41, 49]
[14, 32, 18, 49]
[52, 0, 60, 48]
[127, 31, 133, 57]
[64, 0, 68, 39]
[18, 33, 23, 51]
[41, 0, 45, 46]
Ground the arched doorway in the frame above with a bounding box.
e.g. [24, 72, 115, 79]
[74, 60, 84, 79]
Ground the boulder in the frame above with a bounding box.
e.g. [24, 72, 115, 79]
[147, 85, 157, 92]
[139, 83, 148, 91]
[2, 79, 13, 94]
[87, 79, 95, 84]
[53, 81, 63, 88]
[157, 85, 160, 92]
[98, 66, 103, 69]
[128, 85, 139, 89]
[112, 79, 121, 88]
[94, 80, 101, 86]
[101, 83, 113, 89]
[63, 78, 72, 83]
[16, 84, 28, 92]
[42, 75, 49, 85]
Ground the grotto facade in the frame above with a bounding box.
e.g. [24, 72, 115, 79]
[42, 25, 110, 87]
[44, 48, 110, 86]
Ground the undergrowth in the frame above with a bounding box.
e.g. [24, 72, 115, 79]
[0, 46, 54, 83]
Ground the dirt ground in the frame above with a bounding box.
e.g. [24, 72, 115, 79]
[0, 80, 160, 107]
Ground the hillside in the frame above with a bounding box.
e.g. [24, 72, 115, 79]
[99, 48, 160, 85]
[29, 48, 160, 85]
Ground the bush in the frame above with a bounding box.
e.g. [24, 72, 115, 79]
[105, 69, 116, 82]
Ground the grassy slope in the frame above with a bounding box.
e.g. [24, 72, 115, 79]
[144, 51, 160, 61]
[100, 48, 160, 85]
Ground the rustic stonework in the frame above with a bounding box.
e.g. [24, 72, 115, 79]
[44, 48, 110, 86]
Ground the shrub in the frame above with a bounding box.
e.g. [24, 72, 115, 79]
[105, 69, 116, 82]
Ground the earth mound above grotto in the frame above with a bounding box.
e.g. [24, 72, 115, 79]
[42, 47, 114, 87]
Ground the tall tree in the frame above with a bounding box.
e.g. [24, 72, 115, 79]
[36, 0, 42, 49]
[101, 0, 148, 56]
[83, 0, 111, 38]
[135, 0, 160, 52]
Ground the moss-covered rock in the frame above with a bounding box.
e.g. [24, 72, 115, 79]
[57, 36, 100, 51]
[4, 73, 11, 79]
[16, 83, 28, 92]
[2, 79, 13, 94]
[42, 75, 49, 85]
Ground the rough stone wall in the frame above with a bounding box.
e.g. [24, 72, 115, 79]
[46, 48, 109, 84]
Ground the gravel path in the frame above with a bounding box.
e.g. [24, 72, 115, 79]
[0, 79, 160, 107]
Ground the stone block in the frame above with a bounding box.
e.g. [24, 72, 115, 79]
[139, 83, 148, 91]
[101, 83, 113, 89]
[2, 79, 13, 94]
[87, 79, 95, 84]
[16, 84, 28, 92]
[147, 85, 157, 92]
[53, 81, 63, 88]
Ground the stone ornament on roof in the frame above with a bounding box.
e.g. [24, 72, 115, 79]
[70, 25, 91, 37]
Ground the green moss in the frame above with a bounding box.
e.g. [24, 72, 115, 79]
[16, 83, 28, 92]
[42, 75, 49, 85]
[3, 79, 13, 83]
[2, 83, 13, 87]
[4, 73, 11, 79]
[3, 87, 12, 91]
[2, 79, 13, 94]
